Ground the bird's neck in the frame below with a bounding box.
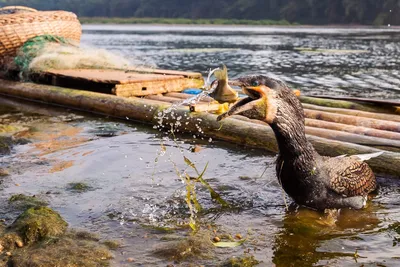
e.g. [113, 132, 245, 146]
[270, 103, 316, 169]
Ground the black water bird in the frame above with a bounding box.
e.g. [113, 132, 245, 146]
[217, 75, 381, 210]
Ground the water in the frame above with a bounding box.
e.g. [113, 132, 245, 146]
[82, 24, 400, 100]
[0, 25, 400, 266]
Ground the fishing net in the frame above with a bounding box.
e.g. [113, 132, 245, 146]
[13, 34, 132, 79]
[14, 35, 72, 74]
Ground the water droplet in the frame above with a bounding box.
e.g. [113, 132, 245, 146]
[388, 24, 391, 27]
[208, 138, 212, 142]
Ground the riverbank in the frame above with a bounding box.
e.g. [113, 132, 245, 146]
[79, 17, 294, 25]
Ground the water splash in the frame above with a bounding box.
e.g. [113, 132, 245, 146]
[147, 67, 229, 231]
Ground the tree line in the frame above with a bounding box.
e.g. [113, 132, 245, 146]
[0, 0, 399, 25]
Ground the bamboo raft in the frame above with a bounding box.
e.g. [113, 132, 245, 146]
[0, 68, 399, 177]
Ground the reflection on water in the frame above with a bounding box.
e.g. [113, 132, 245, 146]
[82, 25, 400, 100]
[1, 25, 400, 266]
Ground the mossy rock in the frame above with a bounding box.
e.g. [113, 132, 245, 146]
[8, 231, 113, 267]
[0, 232, 24, 251]
[11, 207, 68, 244]
[153, 230, 214, 261]
[0, 136, 13, 155]
[0, 168, 9, 177]
[67, 182, 91, 192]
[220, 255, 260, 267]
[9, 194, 48, 210]
[0, 209, 113, 267]
[102, 240, 121, 250]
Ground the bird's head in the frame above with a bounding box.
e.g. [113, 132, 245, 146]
[217, 75, 302, 124]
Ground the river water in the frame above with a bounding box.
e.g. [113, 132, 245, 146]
[0, 25, 400, 266]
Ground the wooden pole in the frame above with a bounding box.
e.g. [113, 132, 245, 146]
[304, 109, 400, 132]
[0, 79, 399, 177]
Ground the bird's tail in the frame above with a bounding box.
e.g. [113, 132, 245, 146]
[336, 151, 384, 161]
[214, 65, 228, 82]
[354, 151, 384, 162]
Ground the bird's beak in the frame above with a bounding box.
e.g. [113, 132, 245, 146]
[217, 83, 268, 121]
[243, 85, 266, 100]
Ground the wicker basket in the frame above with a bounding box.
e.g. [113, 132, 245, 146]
[0, 10, 82, 57]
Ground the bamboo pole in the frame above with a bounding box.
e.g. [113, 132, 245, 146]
[303, 103, 400, 123]
[144, 94, 185, 104]
[305, 119, 400, 140]
[304, 109, 400, 132]
[233, 116, 400, 149]
[189, 103, 227, 113]
[165, 92, 214, 102]
[310, 95, 400, 107]
[0, 79, 399, 177]
[300, 96, 399, 114]
[305, 126, 400, 150]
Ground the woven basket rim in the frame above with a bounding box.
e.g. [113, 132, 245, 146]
[0, 10, 79, 25]
[0, 6, 38, 12]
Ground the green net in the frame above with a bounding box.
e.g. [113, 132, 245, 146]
[13, 34, 132, 79]
[14, 34, 73, 75]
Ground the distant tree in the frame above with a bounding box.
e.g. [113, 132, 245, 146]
[0, 0, 397, 25]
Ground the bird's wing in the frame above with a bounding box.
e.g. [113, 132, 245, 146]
[324, 157, 377, 197]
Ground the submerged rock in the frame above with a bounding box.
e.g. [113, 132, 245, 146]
[102, 240, 121, 250]
[0, 168, 9, 177]
[9, 231, 113, 267]
[9, 194, 48, 210]
[220, 255, 260, 267]
[153, 230, 214, 262]
[67, 182, 91, 193]
[0, 207, 113, 267]
[0, 136, 13, 155]
[11, 206, 67, 244]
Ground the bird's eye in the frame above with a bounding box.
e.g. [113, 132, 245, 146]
[251, 80, 259, 87]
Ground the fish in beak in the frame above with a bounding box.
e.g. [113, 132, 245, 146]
[216, 80, 269, 122]
[209, 65, 239, 104]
